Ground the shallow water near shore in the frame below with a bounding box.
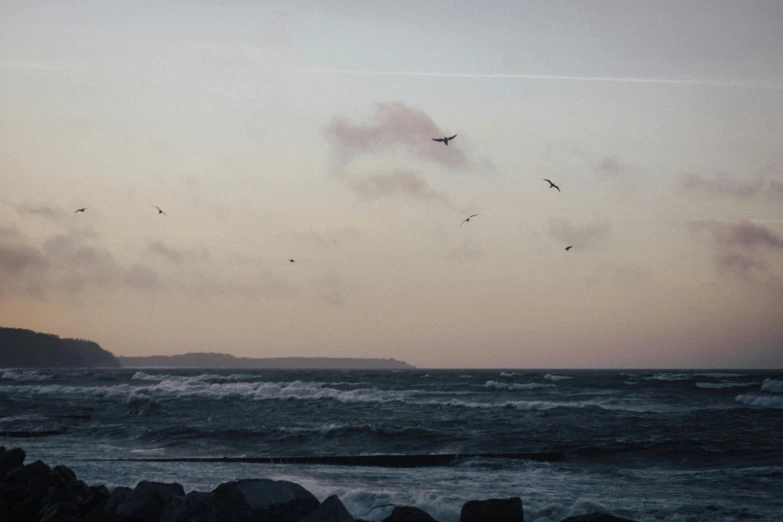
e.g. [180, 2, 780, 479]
[2, 369, 782, 521]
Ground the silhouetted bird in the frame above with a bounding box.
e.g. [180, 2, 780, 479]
[152, 206, 167, 217]
[289, 259, 295, 263]
[565, 246, 572, 251]
[74, 208, 87, 213]
[460, 214, 479, 226]
[432, 134, 457, 146]
[543, 179, 560, 192]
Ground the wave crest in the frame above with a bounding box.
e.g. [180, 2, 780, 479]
[735, 394, 783, 410]
[484, 380, 555, 391]
[761, 379, 783, 393]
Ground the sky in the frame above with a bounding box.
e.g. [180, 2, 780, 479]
[1, 0, 782, 368]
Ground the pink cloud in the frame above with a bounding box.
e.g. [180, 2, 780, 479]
[327, 101, 468, 170]
[769, 180, 783, 200]
[682, 173, 763, 199]
[548, 217, 611, 249]
[348, 170, 452, 206]
[689, 220, 783, 286]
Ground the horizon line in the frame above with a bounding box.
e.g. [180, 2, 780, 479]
[290, 67, 783, 90]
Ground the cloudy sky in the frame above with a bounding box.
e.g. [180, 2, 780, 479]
[2, 1, 782, 368]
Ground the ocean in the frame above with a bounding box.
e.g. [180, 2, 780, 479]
[1, 368, 782, 521]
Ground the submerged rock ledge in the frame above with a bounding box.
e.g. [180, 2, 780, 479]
[0, 446, 635, 522]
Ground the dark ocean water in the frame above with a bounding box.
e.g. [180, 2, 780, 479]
[1, 368, 782, 521]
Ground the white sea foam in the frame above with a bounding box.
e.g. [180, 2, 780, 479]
[130, 371, 256, 383]
[484, 380, 554, 391]
[735, 393, 783, 409]
[761, 378, 783, 393]
[543, 374, 573, 381]
[648, 373, 694, 381]
[695, 382, 757, 389]
[1, 370, 52, 381]
[693, 372, 748, 378]
[499, 371, 521, 377]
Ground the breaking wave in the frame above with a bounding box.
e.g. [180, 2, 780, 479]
[735, 394, 783, 410]
[1, 370, 52, 381]
[483, 380, 555, 391]
[761, 379, 783, 393]
[544, 374, 573, 381]
[695, 382, 757, 389]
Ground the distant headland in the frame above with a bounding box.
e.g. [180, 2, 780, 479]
[0, 327, 120, 368]
[0, 327, 415, 370]
[118, 353, 416, 370]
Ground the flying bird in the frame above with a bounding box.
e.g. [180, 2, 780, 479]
[74, 208, 87, 213]
[152, 206, 167, 217]
[565, 246, 572, 251]
[460, 214, 479, 226]
[432, 134, 457, 146]
[289, 259, 295, 263]
[543, 179, 560, 192]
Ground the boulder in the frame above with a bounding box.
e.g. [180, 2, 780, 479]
[461, 497, 523, 522]
[114, 481, 186, 522]
[381, 506, 439, 522]
[212, 478, 320, 522]
[300, 494, 355, 522]
[560, 514, 636, 522]
[0, 447, 26, 474]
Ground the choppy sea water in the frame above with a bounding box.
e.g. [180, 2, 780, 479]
[1, 368, 782, 521]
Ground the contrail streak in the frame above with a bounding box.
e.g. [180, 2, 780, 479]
[290, 67, 783, 90]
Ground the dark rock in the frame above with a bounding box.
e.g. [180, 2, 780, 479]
[0, 447, 26, 473]
[99, 486, 133, 519]
[5, 458, 51, 486]
[560, 514, 636, 522]
[114, 481, 185, 522]
[300, 494, 355, 522]
[78, 485, 111, 516]
[40, 500, 80, 522]
[381, 506, 439, 522]
[212, 478, 320, 522]
[49, 465, 78, 487]
[461, 497, 523, 522]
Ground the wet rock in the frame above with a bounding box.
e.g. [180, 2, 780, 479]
[300, 494, 355, 522]
[381, 506, 439, 522]
[0, 447, 26, 474]
[560, 514, 636, 522]
[114, 481, 186, 522]
[212, 478, 320, 522]
[461, 497, 523, 522]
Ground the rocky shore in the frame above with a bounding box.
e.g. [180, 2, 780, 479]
[0, 447, 634, 522]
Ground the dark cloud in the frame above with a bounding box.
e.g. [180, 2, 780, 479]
[597, 156, 630, 176]
[348, 170, 452, 206]
[689, 220, 783, 287]
[328, 101, 468, 170]
[682, 173, 762, 199]
[769, 180, 783, 200]
[147, 241, 210, 264]
[590, 262, 651, 286]
[548, 217, 611, 249]
[290, 228, 362, 251]
[0, 230, 163, 299]
[0, 241, 48, 275]
[310, 271, 354, 306]
[16, 204, 67, 220]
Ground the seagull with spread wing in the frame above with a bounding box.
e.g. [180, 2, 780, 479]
[543, 179, 560, 192]
[152, 206, 167, 217]
[74, 208, 87, 213]
[432, 134, 457, 146]
[460, 213, 479, 226]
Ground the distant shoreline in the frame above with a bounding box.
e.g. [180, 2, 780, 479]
[118, 353, 416, 370]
